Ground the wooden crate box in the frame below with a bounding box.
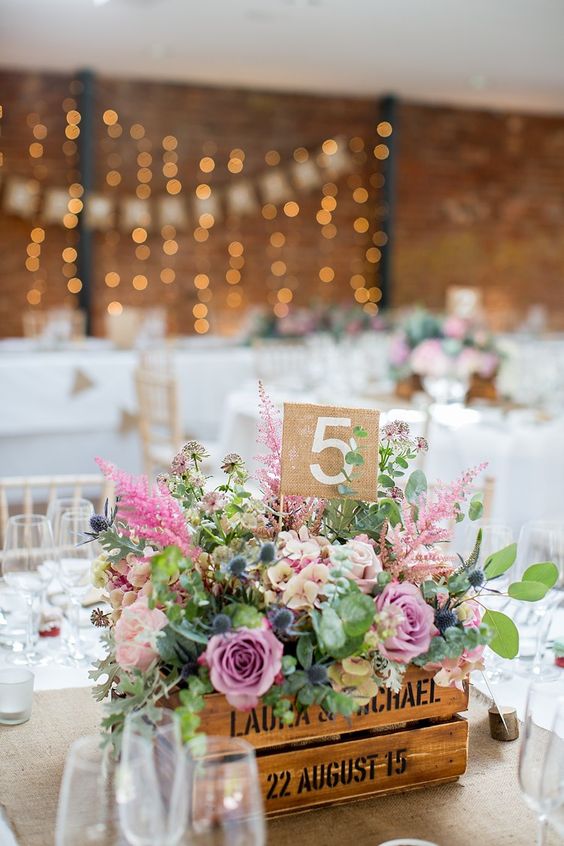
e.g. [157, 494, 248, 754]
[191, 667, 470, 815]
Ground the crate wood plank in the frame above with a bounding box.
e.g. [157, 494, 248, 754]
[196, 667, 469, 751]
[259, 717, 469, 815]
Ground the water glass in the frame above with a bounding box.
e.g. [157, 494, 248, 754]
[57, 509, 98, 663]
[118, 710, 188, 846]
[188, 735, 265, 846]
[515, 521, 564, 680]
[0, 667, 34, 725]
[1, 514, 55, 664]
[55, 735, 121, 845]
[541, 698, 564, 837]
[519, 682, 564, 845]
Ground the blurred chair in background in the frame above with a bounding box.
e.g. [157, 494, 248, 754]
[135, 351, 219, 478]
[22, 308, 86, 345]
[0, 474, 113, 546]
[105, 307, 166, 350]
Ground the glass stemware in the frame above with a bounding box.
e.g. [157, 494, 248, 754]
[187, 735, 265, 846]
[55, 734, 121, 846]
[1, 514, 55, 664]
[515, 521, 564, 680]
[464, 522, 515, 682]
[47, 497, 94, 545]
[57, 509, 99, 664]
[118, 710, 189, 846]
[541, 697, 564, 838]
[519, 682, 564, 846]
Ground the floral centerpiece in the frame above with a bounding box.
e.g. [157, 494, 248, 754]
[89, 387, 555, 745]
[389, 309, 501, 401]
[247, 303, 387, 342]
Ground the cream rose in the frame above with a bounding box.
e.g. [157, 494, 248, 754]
[328, 535, 382, 593]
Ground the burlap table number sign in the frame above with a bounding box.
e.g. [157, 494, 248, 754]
[280, 402, 380, 501]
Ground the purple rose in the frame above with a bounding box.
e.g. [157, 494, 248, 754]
[376, 582, 436, 663]
[200, 626, 283, 710]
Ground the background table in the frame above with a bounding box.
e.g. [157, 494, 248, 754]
[0, 343, 254, 477]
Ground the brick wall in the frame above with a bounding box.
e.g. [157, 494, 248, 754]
[0, 70, 382, 337]
[1, 70, 564, 337]
[394, 102, 564, 328]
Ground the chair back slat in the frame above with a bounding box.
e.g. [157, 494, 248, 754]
[0, 475, 114, 547]
[135, 359, 182, 477]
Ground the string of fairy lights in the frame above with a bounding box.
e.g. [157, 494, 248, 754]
[8, 87, 393, 335]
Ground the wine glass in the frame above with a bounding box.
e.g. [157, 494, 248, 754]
[48, 497, 94, 545]
[515, 521, 564, 680]
[541, 697, 564, 838]
[464, 522, 515, 681]
[1, 514, 55, 664]
[118, 710, 189, 846]
[46, 496, 94, 619]
[55, 734, 121, 846]
[187, 735, 265, 846]
[519, 682, 564, 846]
[57, 509, 99, 664]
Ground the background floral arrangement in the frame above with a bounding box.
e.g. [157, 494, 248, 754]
[89, 386, 556, 744]
[388, 308, 502, 382]
[246, 303, 388, 342]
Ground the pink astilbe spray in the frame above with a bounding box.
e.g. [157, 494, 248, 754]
[254, 382, 323, 532]
[255, 381, 282, 499]
[387, 463, 487, 578]
[96, 458, 198, 559]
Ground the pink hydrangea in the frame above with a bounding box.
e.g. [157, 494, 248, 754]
[443, 316, 468, 340]
[410, 339, 451, 378]
[114, 597, 168, 672]
[199, 625, 283, 710]
[389, 334, 411, 368]
[277, 527, 329, 572]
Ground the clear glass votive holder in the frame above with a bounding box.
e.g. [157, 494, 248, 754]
[0, 668, 34, 725]
[378, 840, 439, 846]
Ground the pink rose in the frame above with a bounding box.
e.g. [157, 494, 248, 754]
[200, 626, 283, 710]
[114, 597, 167, 672]
[376, 582, 436, 663]
[328, 536, 382, 593]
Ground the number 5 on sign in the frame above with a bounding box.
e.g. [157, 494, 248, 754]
[280, 403, 380, 501]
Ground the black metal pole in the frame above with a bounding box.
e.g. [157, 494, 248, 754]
[378, 95, 397, 310]
[76, 69, 95, 335]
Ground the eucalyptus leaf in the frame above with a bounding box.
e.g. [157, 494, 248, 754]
[345, 451, 365, 466]
[318, 607, 346, 653]
[482, 609, 519, 659]
[484, 543, 517, 580]
[405, 470, 427, 505]
[353, 425, 368, 438]
[507, 580, 550, 602]
[337, 593, 375, 637]
[297, 635, 313, 669]
[468, 494, 484, 522]
[378, 474, 395, 489]
[522, 562, 559, 590]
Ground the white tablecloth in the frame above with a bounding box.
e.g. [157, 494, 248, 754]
[219, 386, 564, 536]
[0, 343, 254, 476]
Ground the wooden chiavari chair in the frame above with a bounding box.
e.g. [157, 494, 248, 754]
[0, 474, 113, 547]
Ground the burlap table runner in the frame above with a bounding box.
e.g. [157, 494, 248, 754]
[0, 688, 558, 846]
